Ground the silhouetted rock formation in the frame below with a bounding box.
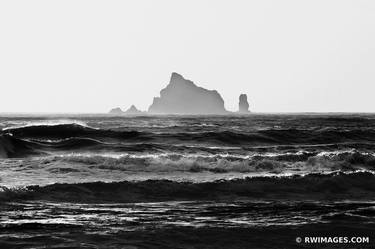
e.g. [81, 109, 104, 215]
[238, 94, 250, 113]
[148, 73, 227, 114]
[109, 73, 251, 115]
[109, 107, 124, 115]
[124, 105, 143, 115]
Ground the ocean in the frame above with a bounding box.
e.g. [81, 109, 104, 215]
[0, 114, 374, 248]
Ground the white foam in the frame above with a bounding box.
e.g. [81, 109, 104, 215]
[2, 120, 91, 131]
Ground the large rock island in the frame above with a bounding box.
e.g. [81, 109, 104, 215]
[109, 72, 251, 115]
[148, 73, 228, 115]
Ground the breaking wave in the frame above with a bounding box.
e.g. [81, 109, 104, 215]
[3, 123, 375, 145]
[1, 172, 375, 203]
[0, 134, 42, 158]
[3, 123, 141, 141]
[2, 120, 89, 131]
[43, 150, 375, 174]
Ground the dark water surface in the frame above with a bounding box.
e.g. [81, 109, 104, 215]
[1, 114, 375, 248]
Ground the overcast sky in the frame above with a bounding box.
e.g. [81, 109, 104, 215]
[0, 0, 374, 113]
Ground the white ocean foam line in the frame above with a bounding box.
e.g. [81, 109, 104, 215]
[47, 153, 288, 174]
[252, 151, 310, 157]
[54, 152, 174, 160]
[30, 150, 373, 166]
[295, 169, 375, 177]
[45, 152, 375, 175]
[51, 151, 319, 161]
[316, 149, 372, 157]
[54, 152, 253, 160]
[235, 169, 375, 179]
[350, 169, 375, 175]
[206, 146, 242, 150]
[2, 119, 94, 130]
[192, 123, 218, 127]
[55, 153, 127, 159]
[118, 124, 178, 128]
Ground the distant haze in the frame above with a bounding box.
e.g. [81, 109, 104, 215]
[0, 0, 374, 113]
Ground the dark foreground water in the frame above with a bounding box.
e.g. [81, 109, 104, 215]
[0, 114, 375, 248]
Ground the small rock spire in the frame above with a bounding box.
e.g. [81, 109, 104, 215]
[238, 94, 250, 113]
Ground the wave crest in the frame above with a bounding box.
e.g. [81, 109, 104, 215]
[5, 123, 375, 145]
[1, 172, 374, 203]
[0, 134, 41, 158]
[53, 151, 375, 173]
[4, 123, 141, 141]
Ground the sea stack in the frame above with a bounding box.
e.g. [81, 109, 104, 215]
[148, 72, 227, 115]
[124, 105, 143, 115]
[109, 107, 124, 115]
[238, 94, 250, 113]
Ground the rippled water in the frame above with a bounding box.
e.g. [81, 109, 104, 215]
[1, 200, 375, 231]
[1, 114, 375, 248]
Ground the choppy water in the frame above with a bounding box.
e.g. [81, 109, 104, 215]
[1, 114, 375, 248]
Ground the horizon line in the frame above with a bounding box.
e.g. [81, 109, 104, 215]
[1, 111, 375, 116]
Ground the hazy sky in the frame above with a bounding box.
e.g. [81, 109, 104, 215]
[0, 0, 374, 113]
